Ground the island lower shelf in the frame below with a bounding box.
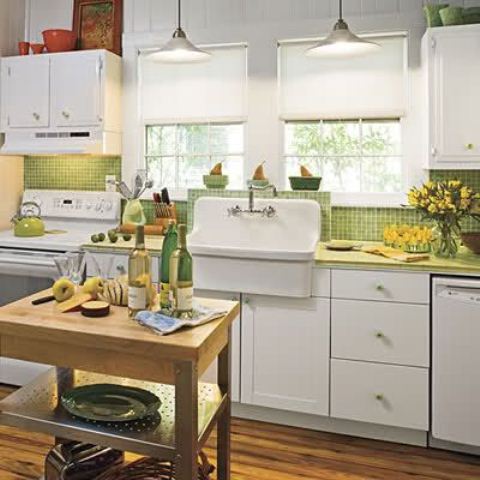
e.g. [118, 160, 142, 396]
[0, 367, 226, 459]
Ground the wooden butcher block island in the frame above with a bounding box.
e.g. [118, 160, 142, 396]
[0, 290, 240, 480]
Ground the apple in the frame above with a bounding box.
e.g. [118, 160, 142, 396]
[52, 278, 75, 303]
[82, 277, 104, 299]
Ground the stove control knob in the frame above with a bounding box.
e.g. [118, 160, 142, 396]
[95, 203, 102, 212]
[104, 201, 113, 211]
[85, 202, 93, 210]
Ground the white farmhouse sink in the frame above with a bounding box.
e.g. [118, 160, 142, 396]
[189, 197, 320, 297]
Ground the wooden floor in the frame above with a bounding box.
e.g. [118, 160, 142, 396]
[0, 386, 479, 480]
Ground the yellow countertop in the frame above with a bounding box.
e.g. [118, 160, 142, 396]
[315, 242, 480, 274]
[83, 238, 480, 275]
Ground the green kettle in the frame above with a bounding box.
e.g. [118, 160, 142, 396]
[11, 201, 45, 237]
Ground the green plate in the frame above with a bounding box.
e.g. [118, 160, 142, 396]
[61, 384, 161, 422]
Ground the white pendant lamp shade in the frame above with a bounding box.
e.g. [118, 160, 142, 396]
[147, 0, 211, 63]
[306, 2, 380, 58]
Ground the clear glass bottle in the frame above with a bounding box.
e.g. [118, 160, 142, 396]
[160, 220, 178, 309]
[169, 224, 193, 317]
[128, 225, 152, 317]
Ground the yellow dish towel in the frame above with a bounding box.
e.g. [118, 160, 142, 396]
[361, 245, 430, 263]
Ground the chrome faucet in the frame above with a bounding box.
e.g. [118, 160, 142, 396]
[228, 184, 278, 218]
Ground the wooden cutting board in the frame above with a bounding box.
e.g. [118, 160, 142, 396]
[361, 245, 430, 263]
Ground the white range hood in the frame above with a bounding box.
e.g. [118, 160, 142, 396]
[0, 129, 122, 155]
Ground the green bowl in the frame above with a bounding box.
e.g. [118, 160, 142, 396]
[463, 7, 480, 24]
[203, 175, 229, 190]
[247, 179, 270, 188]
[423, 4, 449, 27]
[439, 6, 464, 26]
[289, 176, 322, 191]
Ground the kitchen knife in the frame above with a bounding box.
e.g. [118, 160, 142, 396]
[32, 294, 55, 305]
[161, 188, 171, 205]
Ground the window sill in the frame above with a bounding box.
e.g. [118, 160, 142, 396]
[331, 192, 407, 208]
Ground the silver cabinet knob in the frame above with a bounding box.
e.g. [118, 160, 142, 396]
[33, 112, 40, 120]
[375, 283, 385, 291]
[375, 393, 384, 401]
[244, 298, 250, 305]
[62, 110, 70, 119]
[375, 331, 385, 339]
[465, 143, 475, 150]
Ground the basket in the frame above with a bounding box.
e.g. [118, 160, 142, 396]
[203, 174, 229, 189]
[97, 452, 214, 480]
[439, 6, 464, 26]
[289, 176, 322, 191]
[423, 4, 449, 27]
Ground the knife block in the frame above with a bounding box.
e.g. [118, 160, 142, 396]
[154, 202, 177, 234]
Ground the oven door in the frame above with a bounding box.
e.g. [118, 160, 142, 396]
[0, 248, 57, 385]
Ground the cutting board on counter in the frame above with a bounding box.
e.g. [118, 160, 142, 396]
[361, 245, 430, 263]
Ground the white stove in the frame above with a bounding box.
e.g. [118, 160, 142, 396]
[0, 190, 120, 386]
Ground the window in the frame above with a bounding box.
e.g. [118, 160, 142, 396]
[285, 119, 402, 193]
[146, 123, 244, 190]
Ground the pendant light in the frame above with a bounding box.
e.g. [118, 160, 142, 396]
[306, 0, 380, 58]
[148, 0, 211, 63]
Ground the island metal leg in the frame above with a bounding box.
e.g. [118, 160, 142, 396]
[175, 360, 199, 480]
[217, 330, 232, 480]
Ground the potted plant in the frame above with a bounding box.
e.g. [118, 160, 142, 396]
[407, 180, 479, 258]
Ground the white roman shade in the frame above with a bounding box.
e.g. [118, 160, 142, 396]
[139, 44, 247, 123]
[279, 34, 407, 120]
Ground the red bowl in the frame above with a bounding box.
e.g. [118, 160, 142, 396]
[42, 29, 77, 53]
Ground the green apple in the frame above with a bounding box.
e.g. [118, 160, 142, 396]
[82, 277, 104, 299]
[52, 278, 75, 303]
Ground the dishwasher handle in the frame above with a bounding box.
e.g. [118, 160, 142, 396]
[437, 286, 480, 305]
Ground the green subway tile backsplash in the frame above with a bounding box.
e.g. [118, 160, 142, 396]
[23, 156, 480, 241]
[24, 156, 121, 191]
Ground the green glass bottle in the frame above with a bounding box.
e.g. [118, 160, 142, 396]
[169, 224, 193, 316]
[160, 220, 178, 308]
[128, 225, 152, 318]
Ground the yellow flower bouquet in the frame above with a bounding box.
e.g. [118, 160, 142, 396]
[407, 180, 479, 257]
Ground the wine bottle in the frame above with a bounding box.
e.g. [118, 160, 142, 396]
[169, 224, 193, 316]
[160, 220, 178, 308]
[128, 225, 152, 317]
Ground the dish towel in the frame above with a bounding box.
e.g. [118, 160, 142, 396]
[135, 301, 227, 335]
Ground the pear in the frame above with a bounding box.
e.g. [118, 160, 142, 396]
[253, 161, 267, 181]
[300, 165, 313, 177]
[210, 162, 223, 176]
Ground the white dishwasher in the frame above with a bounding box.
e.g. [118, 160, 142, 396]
[433, 276, 480, 447]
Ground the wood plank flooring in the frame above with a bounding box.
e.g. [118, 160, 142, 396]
[0, 386, 479, 479]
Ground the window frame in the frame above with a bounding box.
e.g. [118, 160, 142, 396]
[144, 121, 246, 198]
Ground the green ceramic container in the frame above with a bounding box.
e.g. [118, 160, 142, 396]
[289, 176, 322, 191]
[247, 179, 270, 188]
[439, 6, 464, 26]
[424, 4, 449, 27]
[203, 174, 229, 189]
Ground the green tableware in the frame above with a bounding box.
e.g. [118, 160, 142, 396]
[247, 179, 270, 188]
[423, 4, 449, 27]
[122, 199, 146, 226]
[61, 384, 161, 422]
[439, 6, 464, 26]
[463, 7, 480, 24]
[203, 174, 229, 189]
[289, 176, 322, 191]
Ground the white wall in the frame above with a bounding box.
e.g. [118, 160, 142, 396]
[25, 0, 73, 43]
[0, 0, 27, 56]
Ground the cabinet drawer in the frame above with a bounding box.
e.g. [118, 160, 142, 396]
[332, 300, 429, 367]
[332, 270, 429, 304]
[331, 359, 429, 431]
[312, 268, 330, 298]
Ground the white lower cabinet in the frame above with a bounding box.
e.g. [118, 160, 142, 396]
[241, 295, 330, 415]
[332, 299, 430, 367]
[331, 359, 429, 430]
[194, 289, 241, 403]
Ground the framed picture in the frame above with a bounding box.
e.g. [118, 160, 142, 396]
[73, 0, 123, 55]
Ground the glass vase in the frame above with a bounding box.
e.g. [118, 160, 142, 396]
[433, 222, 459, 258]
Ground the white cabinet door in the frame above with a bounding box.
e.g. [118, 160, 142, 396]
[241, 295, 330, 415]
[194, 289, 241, 403]
[51, 52, 103, 127]
[428, 28, 480, 166]
[2, 56, 50, 128]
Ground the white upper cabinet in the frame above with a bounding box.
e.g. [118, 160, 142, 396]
[1, 50, 121, 133]
[423, 25, 480, 169]
[2, 56, 50, 128]
[51, 53, 102, 128]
